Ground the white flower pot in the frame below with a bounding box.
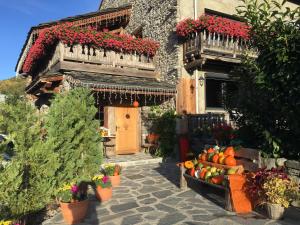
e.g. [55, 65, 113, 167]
[265, 203, 285, 220]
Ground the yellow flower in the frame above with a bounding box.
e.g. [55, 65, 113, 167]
[59, 182, 76, 192]
[184, 161, 194, 169]
[0, 221, 13, 225]
[92, 174, 104, 181]
[104, 163, 115, 169]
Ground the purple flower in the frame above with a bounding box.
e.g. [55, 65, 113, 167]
[71, 185, 79, 194]
[102, 176, 109, 183]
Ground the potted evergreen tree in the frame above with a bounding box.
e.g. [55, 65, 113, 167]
[93, 174, 112, 202]
[102, 164, 122, 187]
[57, 182, 89, 225]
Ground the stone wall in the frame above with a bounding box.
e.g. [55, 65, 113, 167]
[100, 0, 179, 84]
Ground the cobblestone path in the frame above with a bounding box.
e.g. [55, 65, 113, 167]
[43, 163, 299, 225]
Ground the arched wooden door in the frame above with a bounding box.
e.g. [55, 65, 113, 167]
[115, 107, 140, 154]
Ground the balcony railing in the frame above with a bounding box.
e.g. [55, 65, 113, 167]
[40, 42, 157, 78]
[183, 30, 256, 67]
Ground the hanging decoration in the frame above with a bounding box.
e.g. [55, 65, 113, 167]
[133, 100, 139, 108]
[64, 76, 176, 107]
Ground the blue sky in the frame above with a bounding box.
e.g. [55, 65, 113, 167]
[0, 0, 101, 80]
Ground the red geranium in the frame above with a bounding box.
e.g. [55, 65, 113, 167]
[176, 15, 250, 40]
[22, 23, 160, 74]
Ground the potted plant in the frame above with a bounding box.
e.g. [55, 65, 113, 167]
[146, 133, 159, 144]
[102, 164, 122, 187]
[57, 182, 89, 225]
[92, 174, 112, 202]
[246, 167, 299, 219]
[263, 177, 298, 219]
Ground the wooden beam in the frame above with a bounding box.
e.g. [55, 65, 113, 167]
[40, 75, 63, 82]
[59, 61, 159, 79]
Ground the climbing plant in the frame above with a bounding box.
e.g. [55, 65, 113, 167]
[225, 0, 300, 159]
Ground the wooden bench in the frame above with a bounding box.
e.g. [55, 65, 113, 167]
[179, 148, 261, 212]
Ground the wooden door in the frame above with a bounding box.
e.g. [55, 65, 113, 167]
[115, 107, 140, 154]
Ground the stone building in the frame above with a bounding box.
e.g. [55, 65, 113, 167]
[15, 0, 299, 155]
[100, 0, 299, 117]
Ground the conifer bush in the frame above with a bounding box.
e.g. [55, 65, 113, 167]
[0, 99, 59, 222]
[0, 88, 103, 222]
[45, 87, 103, 186]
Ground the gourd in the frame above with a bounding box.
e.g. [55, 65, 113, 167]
[224, 146, 235, 157]
[224, 156, 237, 166]
[212, 154, 219, 163]
[211, 175, 224, 185]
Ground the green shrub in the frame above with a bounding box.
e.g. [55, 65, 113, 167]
[151, 109, 177, 157]
[225, 0, 300, 159]
[45, 87, 103, 186]
[0, 99, 58, 222]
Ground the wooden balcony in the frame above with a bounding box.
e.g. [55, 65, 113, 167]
[183, 30, 256, 69]
[40, 42, 158, 79]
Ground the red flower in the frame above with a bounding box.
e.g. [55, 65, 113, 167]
[22, 23, 160, 74]
[176, 14, 250, 40]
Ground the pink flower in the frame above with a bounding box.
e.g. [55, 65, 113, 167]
[102, 176, 109, 183]
[71, 185, 79, 193]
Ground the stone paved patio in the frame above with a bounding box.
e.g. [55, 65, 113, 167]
[43, 163, 300, 225]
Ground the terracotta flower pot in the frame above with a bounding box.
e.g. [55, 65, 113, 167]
[96, 186, 112, 202]
[109, 175, 121, 187]
[60, 199, 89, 225]
[265, 203, 285, 220]
[147, 133, 159, 144]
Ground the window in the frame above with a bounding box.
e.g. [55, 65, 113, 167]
[206, 79, 236, 108]
[96, 105, 104, 126]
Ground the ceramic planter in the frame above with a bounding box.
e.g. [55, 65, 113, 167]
[109, 175, 121, 187]
[96, 186, 112, 202]
[60, 199, 89, 225]
[265, 203, 285, 220]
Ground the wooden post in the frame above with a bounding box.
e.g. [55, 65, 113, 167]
[224, 189, 233, 211]
[180, 163, 187, 190]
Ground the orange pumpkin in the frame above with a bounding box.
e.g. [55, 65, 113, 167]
[201, 153, 208, 161]
[207, 148, 215, 154]
[224, 146, 235, 157]
[224, 156, 237, 166]
[212, 154, 219, 163]
[211, 175, 224, 185]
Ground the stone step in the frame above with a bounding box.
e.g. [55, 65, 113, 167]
[116, 157, 163, 167]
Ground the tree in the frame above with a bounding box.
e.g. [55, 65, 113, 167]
[225, 0, 300, 159]
[0, 77, 27, 104]
[0, 99, 58, 222]
[45, 88, 103, 186]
